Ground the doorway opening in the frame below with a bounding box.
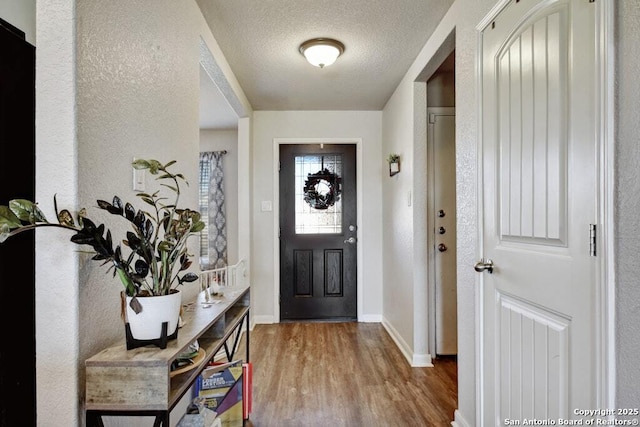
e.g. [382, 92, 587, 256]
[414, 38, 458, 416]
[426, 51, 457, 362]
[198, 41, 241, 269]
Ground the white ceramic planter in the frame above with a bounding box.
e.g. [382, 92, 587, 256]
[125, 291, 182, 341]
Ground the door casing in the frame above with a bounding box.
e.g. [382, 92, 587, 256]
[273, 138, 363, 323]
[474, 0, 616, 423]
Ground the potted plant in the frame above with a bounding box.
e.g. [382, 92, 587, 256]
[0, 159, 205, 348]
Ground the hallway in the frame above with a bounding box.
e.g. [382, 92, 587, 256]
[244, 322, 457, 427]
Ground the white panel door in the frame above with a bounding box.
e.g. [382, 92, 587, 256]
[429, 107, 457, 356]
[479, 1, 598, 425]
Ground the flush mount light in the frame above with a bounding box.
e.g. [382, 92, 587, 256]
[299, 38, 345, 68]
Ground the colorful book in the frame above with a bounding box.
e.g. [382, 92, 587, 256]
[196, 360, 243, 427]
[242, 362, 253, 420]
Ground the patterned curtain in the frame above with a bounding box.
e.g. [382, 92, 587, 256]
[199, 151, 227, 269]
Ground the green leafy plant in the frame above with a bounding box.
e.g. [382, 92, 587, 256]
[387, 153, 400, 163]
[0, 159, 205, 313]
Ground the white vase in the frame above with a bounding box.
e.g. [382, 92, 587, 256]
[125, 291, 182, 341]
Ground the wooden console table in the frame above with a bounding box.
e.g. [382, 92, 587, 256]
[85, 284, 250, 427]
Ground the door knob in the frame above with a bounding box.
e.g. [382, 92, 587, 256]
[474, 259, 494, 274]
[344, 237, 356, 244]
[438, 243, 447, 252]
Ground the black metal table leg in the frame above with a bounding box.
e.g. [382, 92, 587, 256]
[245, 309, 250, 362]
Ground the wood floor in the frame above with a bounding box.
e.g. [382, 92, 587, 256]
[242, 322, 457, 427]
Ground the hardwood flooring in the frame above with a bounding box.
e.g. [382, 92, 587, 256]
[242, 322, 457, 427]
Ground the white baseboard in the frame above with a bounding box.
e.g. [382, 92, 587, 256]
[451, 409, 471, 427]
[253, 314, 382, 324]
[412, 353, 433, 367]
[381, 317, 433, 367]
[252, 315, 276, 324]
[360, 314, 382, 322]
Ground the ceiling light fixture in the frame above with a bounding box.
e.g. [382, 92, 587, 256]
[299, 38, 345, 68]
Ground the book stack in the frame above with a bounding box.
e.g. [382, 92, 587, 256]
[190, 359, 253, 426]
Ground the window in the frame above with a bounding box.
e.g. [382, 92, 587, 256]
[295, 154, 343, 234]
[199, 154, 211, 267]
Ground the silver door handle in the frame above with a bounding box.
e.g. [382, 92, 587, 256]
[344, 237, 356, 244]
[474, 259, 494, 274]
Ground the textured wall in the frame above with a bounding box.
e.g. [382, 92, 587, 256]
[35, 1, 248, 425]
[31, 1, 639, 425]
[251, 111, 383, 323]
[76, 0, 203, 358]
[76, 2, 205, 425]
[615, 1, 640, 409]
[35, 1, 80, 425]
[381, 0, 507, 424]
[381, 76, 419, 360]
[383, 0, 638, 424]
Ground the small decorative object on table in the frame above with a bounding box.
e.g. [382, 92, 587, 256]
[170, 340, 207, 377]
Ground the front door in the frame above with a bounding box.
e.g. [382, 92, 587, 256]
[279, 144, 357, 321]
[479, 0, 598, 424]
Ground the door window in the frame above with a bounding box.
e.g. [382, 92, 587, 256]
[294, 154, 342, 234]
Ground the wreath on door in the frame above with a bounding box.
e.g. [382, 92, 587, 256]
[303, 168, 341, 210]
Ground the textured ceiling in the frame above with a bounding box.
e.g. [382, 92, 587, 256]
[196, 0, 455, 116]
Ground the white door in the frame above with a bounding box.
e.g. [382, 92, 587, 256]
[429, 107, 457, 356]
[479, 1, 598, 425]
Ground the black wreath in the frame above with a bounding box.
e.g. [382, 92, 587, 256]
[303, 168, 342, 210]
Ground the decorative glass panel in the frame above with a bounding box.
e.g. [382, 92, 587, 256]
[295, 154, 342, 234]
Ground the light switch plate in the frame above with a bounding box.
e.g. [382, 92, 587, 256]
[133, 160, 145, 191]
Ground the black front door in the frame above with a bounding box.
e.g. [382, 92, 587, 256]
[279, 144, 357, 321]
[0, 18, 36, 427]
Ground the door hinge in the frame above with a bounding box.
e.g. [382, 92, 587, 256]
[589, 224, 597, 257]
[429, 113, 436, 124]
[278, 161, 281, 172]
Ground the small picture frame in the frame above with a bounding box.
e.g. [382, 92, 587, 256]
[387, 154, 400, 176]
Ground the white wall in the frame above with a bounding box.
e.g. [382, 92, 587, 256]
[36, 1, 250, 426]
[35, 1, 78, 425]
[0, 0, 36, 45]
[251, 111, 383, 324]
[200, 129, 240, 265]
[381, 78, 421, 364]
[382, 0, 640, 424]
[31, 1, 640, 425]
[382, 0, 501, 425]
